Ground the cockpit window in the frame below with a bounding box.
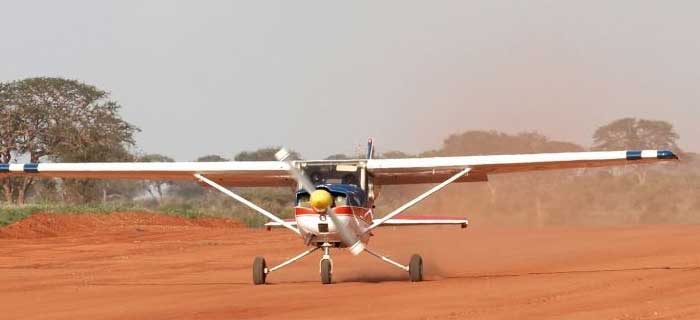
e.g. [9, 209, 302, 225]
[334, 195, 347, 206]
[297, 194, 311, 208]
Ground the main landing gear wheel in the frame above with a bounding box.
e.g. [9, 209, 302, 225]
[409, 254, 423, 282]
[320, 259, 332, 284]
[253, 256, 267, 285]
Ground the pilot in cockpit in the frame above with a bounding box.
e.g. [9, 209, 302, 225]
[334, 195, 347, 207]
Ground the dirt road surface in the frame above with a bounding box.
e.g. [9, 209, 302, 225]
[1, 213, 700, 319]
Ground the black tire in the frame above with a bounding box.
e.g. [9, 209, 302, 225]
[253, 256, 267, 285]
[409, 254, 423, 282]
[321, 259, 332, 284]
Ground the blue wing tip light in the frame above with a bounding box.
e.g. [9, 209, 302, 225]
[657, 150, 679, 160]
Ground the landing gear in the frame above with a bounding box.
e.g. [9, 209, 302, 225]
[253, 245, 423, 284]
[253, 256, 267, 285]
[320, 243, 333, 284]
[252, 247, 320, 285]
[365, 248, 424, 282]
[408, 254, 423, 282]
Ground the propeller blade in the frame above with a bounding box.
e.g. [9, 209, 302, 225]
[275, 148, 315, 192]
[327, 207, 365, 256]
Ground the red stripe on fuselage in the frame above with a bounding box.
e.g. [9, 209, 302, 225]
[294, 206, 372, 223]
[295, 207, 316, 216]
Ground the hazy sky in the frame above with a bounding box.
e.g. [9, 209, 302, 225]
[2, 1, 698, 160]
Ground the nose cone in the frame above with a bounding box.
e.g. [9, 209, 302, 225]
[310, 190, 332, 212]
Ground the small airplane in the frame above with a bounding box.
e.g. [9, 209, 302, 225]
[0, 139, 678, 284]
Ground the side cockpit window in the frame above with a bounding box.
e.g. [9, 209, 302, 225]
[297, 194, 311, 208]
[334, 194, 347, 207]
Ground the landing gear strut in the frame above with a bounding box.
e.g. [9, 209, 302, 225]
[365, 248, 424, 282]
[252, 247, 320, 285]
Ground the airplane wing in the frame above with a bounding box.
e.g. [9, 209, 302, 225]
[366, 150, 678, 185]
[0, 150, 678, 187]
[264, 216, 467, 230]
[0, 161, 295, 187]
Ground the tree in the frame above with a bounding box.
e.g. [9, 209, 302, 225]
[234, 147, 300, 161]
[0, 77, 139, 205]
[378, 151, 415, 159]
[593, 118, 680, 151]
[426, 130, 584, 157]
[325, 154, 350, 160]
[170, 154, 229, 199]
[424, 130, 584, 226]
[0, 97, 23, 203]
[593, 118, 681, 185]
[60, 147, 139, 204]
[138, 154, 175, 203]
[196, 154, 229, 162]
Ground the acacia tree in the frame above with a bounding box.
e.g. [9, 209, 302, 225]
[378, 151, 414, 159]
[593, 118, 680, 151]
[197, 154, 229, 162]
[325, 154, 350, 160]
[0, 77, 139, 205]
[593, 118, 680, 184]
[234, 147, 300, 161]
[138, 154, 175, 203]
[170, 154, 229, 199]
[420, 130, 584, 226]
[0, 98, 21, 202]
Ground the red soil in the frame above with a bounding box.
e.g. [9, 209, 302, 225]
[1, 213, 700, 319]
[0, 212, 241, 239]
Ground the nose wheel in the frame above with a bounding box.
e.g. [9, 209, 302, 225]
[320, 258, 332, 284]
[320, 243, 333, 284]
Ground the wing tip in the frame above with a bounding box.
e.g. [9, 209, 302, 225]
[657, 150, 679, 160]
[626, 150, 679, 161]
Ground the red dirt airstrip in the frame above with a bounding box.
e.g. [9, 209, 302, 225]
[2, 212, 700, 319]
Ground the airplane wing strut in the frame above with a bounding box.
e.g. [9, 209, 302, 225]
[194, 173, 300, 235]
[366, 167, 471, 232]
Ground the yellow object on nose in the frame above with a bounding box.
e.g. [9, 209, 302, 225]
[310, 190, 332, 213]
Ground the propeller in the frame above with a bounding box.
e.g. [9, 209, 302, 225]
[275, 148, 365, 255]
